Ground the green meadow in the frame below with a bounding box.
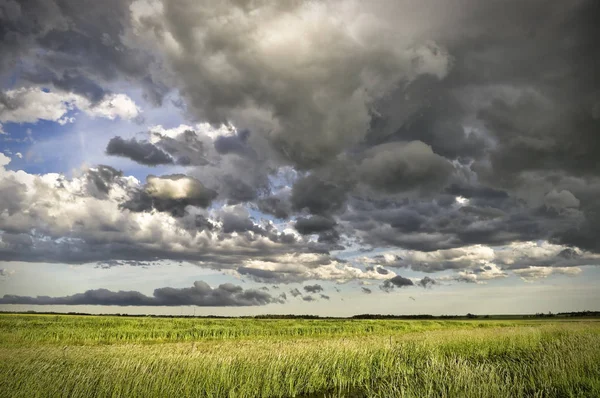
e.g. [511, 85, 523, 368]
[1, 314, 599, 397]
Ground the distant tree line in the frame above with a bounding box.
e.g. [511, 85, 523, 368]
[0, 310, 598, 319]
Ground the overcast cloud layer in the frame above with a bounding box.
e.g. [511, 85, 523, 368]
[1, 0, 599, 307]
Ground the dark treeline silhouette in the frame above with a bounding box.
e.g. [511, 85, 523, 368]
[1, 310, 599, 319]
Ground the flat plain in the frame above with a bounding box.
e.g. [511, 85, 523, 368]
[0, 314, 599, 397]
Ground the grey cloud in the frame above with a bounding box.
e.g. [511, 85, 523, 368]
[290, 288, 302, 298]
[358, 141, 454, 195]
[122, 174, 217, 217]
[380, 275, 414, 293]
[317, 229, 342, 248]
[1, 232, 33, 250]
[418, 276, 436, 289]
[320, 294, 330, 300]
[214, 129, 254, 158]
[219, 175, 259, 204]
[558, 248, 579, 260]
[369, 82, 489, 163]
[475, 95, 600, 183]
[85, 165, 123, 198]
[150, 129, 212, 167]
[361, 287, 372, 294]
[0, 175, 26, 216]
[544, 190, 580, 211]
[23, 67, 107, 104]
[218, 206, 261, 234]
[237, 267, 281, 282]
[191, 215, 216, 232]
[303, 284, 323, 294]
[365, 265, 390, 275]
[106, 137, 174, 166]
[0, 231, 326, 268]
[302, 295, 315, 302]
[0, 281, 282, 306]
[340, 192, 583, 256]
[257, 194, 292, 219]
[95, 260, 151, 269]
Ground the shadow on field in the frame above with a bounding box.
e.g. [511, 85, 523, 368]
[299, 388, 366, 398]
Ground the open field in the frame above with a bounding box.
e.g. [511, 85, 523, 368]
[1, 315, 599, 397]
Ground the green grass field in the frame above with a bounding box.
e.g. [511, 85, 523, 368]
[1, 314, 599, 397]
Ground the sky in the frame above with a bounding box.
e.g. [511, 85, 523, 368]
[1, 0, 600, 316]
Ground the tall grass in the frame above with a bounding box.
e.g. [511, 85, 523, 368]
[0, 314, 526, 346]
[0, 315, 599, 397]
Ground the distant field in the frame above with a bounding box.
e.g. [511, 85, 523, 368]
[1, 315, 599, 397]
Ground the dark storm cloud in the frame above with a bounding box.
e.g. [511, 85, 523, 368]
[368, 81, 489, 163]
[219, 175, 259, 204]
[303, 284, 323, 294]
[294, 216, 336, 235]
[218, 207, 261, 234]
[3, 0, 600, 282]
[214, 129, 254, 157]
[336, 1, 599, 255]
[317, 229, 343, 248]
[358, 141, 455, 195]
[291, 174, 349, 216]
[106, 137, 174, 166]
[256, 195, 292, 219]
[339, 191, 587, 256]
[0, 0, 164, 103]
[441, 1, 600, 252]
[0, 281, 282, 306]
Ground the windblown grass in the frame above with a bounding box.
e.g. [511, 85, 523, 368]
[0, 314, 598, 397]
[0, 314, 521, 345]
